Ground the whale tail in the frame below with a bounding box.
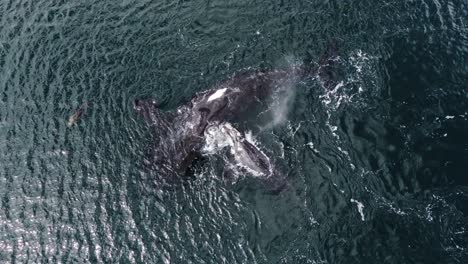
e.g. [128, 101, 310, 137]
[134, 99, 160, 125]
[133, 99, 175, 131]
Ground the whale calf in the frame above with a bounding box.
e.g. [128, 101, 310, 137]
[203, 122, 272, 177]
[134, 44, 339, 186]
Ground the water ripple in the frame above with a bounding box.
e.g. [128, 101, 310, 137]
[0, 0, 467, 263]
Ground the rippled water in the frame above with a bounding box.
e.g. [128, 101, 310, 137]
[0, 0, 467, 263]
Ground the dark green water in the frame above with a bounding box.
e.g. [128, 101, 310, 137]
[0, 0, 467, 263]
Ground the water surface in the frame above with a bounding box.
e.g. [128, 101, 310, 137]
[0, 0, 467, 263]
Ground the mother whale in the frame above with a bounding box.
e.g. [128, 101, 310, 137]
[134, 45, 338, 186]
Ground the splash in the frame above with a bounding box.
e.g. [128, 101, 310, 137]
[261, 59, 301, 131]
[318, 49, 377, 112]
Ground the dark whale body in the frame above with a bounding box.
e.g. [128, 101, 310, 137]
[134, 44, 338, 186]
[134, 69, 292, 175]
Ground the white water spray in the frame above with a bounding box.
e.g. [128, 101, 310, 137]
[260, 60, 301, 131]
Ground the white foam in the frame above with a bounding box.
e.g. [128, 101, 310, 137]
[305, 142, 319, 153]
[244, 130, 256, 144]
[350, 199, 365, 221]
[47, 149, 69, 156]
[207, 88, 227, 102]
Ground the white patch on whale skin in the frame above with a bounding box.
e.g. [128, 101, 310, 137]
[207, 88, 227, 102]
[202, 122, 271, 177]
[202, 124, 234, 154]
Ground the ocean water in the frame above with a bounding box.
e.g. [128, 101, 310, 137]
[0, 0, 467, 263]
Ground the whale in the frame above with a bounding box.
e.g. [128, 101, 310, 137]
[134, 69, 293, 177]
[134, 44, 339, 186]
